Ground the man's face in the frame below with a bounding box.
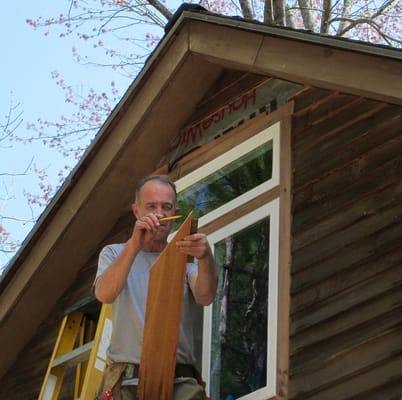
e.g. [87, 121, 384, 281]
[132, 180, 177, 238]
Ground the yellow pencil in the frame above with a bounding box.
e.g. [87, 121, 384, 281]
[159, 215, 182, 222]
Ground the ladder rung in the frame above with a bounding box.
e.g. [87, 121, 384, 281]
[52, 341, 94, 368]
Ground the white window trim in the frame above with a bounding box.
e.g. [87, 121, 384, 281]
[174, 122, 280, 221]
[202, 199, 279, 400]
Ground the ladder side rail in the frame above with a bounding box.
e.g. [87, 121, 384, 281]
[38, 311, 84, 400]
[79, 303, 113, 400]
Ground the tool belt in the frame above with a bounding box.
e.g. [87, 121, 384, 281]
[95, 362, 126, 400]
[122, 363, 197, 380]
[96, 362, 208, 400]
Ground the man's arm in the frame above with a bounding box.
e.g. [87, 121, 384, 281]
[176, 233, 218, 306]
[95, 213, 162, 303]
[95, 239, 139, 304]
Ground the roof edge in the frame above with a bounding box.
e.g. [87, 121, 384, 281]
[170, 4, 402, 61]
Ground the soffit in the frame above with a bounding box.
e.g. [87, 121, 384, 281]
[186, 19, 402, 105]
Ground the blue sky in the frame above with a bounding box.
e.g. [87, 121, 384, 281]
[1, 1, 136, 268]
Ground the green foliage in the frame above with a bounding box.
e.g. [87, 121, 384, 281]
[212, 219, 269, 399]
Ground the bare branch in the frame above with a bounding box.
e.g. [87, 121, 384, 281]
[264, 0, 274, 25]
[297, 0, 314, 31]
[0, 157, 34, 178]
[144, 0, 172, 21]
[334, 14, 402, 46]
[238, 0, 254, 19]
[336, 0, 400, 37]
[273, 0, 286, 26]
[285, 2, 300, 28]
[264, 0, 286, 26]
[321, 0, 332, 33]
[336, 0, 353, 35]
[1, 215, 34, 224]
[1, 100, 23, 143]
[367, 0, 398, 20]
[0, 248, 19, 255]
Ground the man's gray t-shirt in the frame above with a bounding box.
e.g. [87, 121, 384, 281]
[96, 244, 199, 365]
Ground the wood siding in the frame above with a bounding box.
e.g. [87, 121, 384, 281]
[289, 88, 402, 400]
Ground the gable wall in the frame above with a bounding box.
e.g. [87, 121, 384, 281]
[289, 88, 402, 399]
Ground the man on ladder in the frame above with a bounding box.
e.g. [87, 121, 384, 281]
[93, 175, 218, 400]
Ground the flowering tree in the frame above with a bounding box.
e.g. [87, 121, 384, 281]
[23, 0, 402, 164]
[1, 0, 401, 265]
[24, 0, 402, 162]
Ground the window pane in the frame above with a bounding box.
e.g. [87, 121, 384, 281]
[176, 140, 273, 223]
[210, 218, 269, 400]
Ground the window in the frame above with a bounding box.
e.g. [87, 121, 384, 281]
[205, 201, 279, 400]
[174, 123, 279, 223]
[171, 109, 291, 399]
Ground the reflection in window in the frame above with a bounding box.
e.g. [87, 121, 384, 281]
[176, 140, 273, 223]
[210, 218, 270, 400]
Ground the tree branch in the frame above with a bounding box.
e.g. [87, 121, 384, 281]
[297, 0, 314, 31]
[143, 0, 173, 22]
[320, 0, 332, 34]
[285, 4, 297, 28]
[264, 0, 274, 25]
[334, 16, 402, 45]
[1, 100, 23, 143]
[238, 0, 254, 19]
[336, 0, 399, 37]
[273, 0, 286, 26]
[336, 0, 353, 35]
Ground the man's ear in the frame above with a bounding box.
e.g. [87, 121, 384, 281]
[132, 203, 140, 219]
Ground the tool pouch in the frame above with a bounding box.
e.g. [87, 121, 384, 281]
[192, 365, 209, 400]
[95, 362, 127, 400]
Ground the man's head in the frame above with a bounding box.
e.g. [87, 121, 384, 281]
[135, 175, 177, 205]
[132, 175, 178, 241]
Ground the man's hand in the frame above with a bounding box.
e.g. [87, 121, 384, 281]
[176, 233, 218, 305]
[131, 213, 162, 252]
[175, 233, 211, 260]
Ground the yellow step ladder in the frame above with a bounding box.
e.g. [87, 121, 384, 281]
[38, 297, 112, 400]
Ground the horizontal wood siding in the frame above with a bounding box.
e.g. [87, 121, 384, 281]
[289, 88, 402, 400]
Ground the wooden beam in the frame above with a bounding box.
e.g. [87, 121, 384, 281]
[276, 102, 293, 398]
[189, 20, 264, 71]
[137, 214, 194, 400]
[188, 21, 402, 105]
[255, 35, 402, 105]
